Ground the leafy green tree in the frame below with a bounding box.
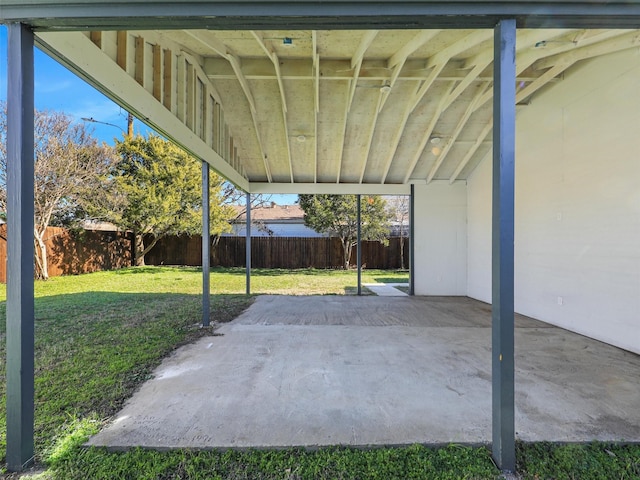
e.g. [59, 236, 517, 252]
[298, 194, 391, 269]
[0, 104, 115, 279]
[386, 195, 410, 269]
[89, 134, 235, 266]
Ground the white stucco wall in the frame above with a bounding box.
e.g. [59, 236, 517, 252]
[467, 48, 640, 354]
[414, 182, 467, 295]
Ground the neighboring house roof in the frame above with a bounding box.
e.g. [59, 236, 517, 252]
[232, 203, 304, 223]
[81, 220, 122, 231]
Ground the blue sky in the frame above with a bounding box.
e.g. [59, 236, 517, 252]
[0, 25, 295, 205]
[0, 26, 145, 143]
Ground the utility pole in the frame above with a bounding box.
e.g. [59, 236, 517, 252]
[127, 112, 134, 139]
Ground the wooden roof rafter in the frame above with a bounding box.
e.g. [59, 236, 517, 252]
[252, 30, 294, 182]
[402, 81, 455, 184]
[336, 30, 378, 182]
[379, 80, 423, 183]
[448, 120, 492, 183]
[347, 30, 378, 112]
[472, 29, 635, 113]
[410, 29, 494, 113]
[379, 29, 440, 112]
[533, 29, 640, 70]
[184, 30, 272, 182]
[357, 90, 385, 183]
[31, 21, 640, 190]
[426, 81, 490, 183]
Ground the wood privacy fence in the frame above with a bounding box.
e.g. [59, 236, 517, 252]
[146, 236, 409, 270]
[0, 225, 133, 283]
[0, 228, 408, 282]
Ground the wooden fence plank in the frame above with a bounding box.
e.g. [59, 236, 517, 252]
[146, 235, 408, 270]
[0, 225, 133, 283]
[0, 228, 408, 283]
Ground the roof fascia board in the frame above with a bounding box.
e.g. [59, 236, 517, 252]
[250, 182, 415, 195]
[3, 2, 640, 30]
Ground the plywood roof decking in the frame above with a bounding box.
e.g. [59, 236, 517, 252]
[34, 27, 640, 191]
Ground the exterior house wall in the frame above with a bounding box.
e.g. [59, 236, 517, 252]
[466, 48, 640, 354]
[413, 182, 467, 295]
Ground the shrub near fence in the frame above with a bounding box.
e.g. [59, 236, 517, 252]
[0, 226, 133, 283]
[146, 236, 409, 270]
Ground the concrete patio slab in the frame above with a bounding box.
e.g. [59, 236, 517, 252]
[88, 296, 640, 449]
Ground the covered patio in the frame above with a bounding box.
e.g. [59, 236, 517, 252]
[88, 295, 640, 449]
[2, 0, 640, 473]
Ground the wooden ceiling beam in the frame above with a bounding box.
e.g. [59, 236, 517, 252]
[380, 82, 423, 183]
[435, 30, 565, 116]
[342, 30, 380, 183]
[448, 120, 492, 183]
[358, 93, 385, 183]
[462, 29, 575, 70]
[402, 81, 455, 184]
[184, 30, 270, 181]
[185, 30, 256, 114]
[441, 60, 491, 112]
[336, 82, 350, 183]
[410, 64, 446, 113]
[472, 30, 586, 113]
[251, 31, 288, 113]
[380, 29, 440, 111]
[516, 60, 573, 103]
[351, 30, 379, 69]
[203, 57, 558, 83]
[388, 30, 441, 69]
[410, 30, 493, 113]
[252, 31, 293, 182]
[426, 82, 489, 183]
[534, 29, 640, 70]
[427, 30, 494, 68]
[347, 30, 379, 112]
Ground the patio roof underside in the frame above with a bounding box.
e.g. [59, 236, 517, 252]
[6, 2, 640, 193]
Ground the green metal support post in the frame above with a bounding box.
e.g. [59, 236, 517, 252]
[409, 184, 415, 296]
[246, 192, 251, 295]
[492, 18, 517, 473]
[356, 194, 362, 295]
[202, 161, 210, 326]
[6, 22, 35, 472]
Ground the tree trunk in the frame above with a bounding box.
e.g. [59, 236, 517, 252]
[134, 233, 162, 266]
[134, 233, 146, 266]
[400, 235, 405, 270]
[34, 230, 49, 280]
[210, 234, 221, 265]
[341, 238, 352, 270]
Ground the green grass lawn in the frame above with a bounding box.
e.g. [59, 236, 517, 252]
[0, 266, 638, 479]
